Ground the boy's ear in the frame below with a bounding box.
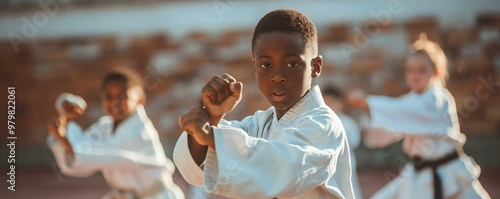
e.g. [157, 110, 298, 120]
[311, 55, 323, 78]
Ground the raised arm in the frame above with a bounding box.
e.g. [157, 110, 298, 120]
[48, 120, 167, 178]
[173, 73, 244, 184]
[173, 110, 259, 186]
[366, 91, 458, 137]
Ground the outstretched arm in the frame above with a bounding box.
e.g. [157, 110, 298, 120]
[47, 115, 75, 159]
[366, 93, 456, 137]
[48, 121, 166, 178]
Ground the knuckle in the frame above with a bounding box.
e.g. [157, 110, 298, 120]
[214, 75, 229, 84]
[212, 76, 221, 81]
[222, 73, 235, 80]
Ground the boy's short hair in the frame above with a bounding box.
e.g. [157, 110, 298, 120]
[101, 67, 145, 97]
[322, 86, 344, 100]
[252, 8, 318, 54]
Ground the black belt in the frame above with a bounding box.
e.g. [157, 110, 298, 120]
[411, 150, 460, 199]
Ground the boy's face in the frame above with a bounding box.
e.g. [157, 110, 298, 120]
[101, 81, 143, 124]
[253, 32, 322, 118]
[405, 55, 437, 93]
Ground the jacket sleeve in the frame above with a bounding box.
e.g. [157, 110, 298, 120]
[203, 116, 346, 198]
[48, 122, 165, 177]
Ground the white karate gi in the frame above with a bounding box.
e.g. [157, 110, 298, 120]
[338, 113, 363, 199]
[174, 86, 354, 199]
[367, 80, 490, 199]
[48, 105, 185, 199]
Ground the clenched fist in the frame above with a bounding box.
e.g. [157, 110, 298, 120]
[179, 106, 215, 149]
[202, 73, 243, 121]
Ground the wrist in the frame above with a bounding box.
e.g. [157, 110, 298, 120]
[209, 114, 224, 126]
[187, 134, 209, 166]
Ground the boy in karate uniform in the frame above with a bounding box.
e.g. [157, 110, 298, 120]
[348, 34, 490, 199]
[173, 9, 355, 199]
[323, 86, 363, 199]
[46, 68, 184, 199]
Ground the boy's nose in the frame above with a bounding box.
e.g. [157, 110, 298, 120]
[111, 98, 121, 106]
[271, 73, 287, 84]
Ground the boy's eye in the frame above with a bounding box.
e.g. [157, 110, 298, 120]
[260, 63, 271, 69]
[287, 62, 298, 68]
[119, 94, 127, 100]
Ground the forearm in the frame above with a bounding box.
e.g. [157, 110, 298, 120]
[209, 114, 225, 126]
[47, 116, 75, 157]
[47, 135, 97, 177]
[188, 134, 209, 167]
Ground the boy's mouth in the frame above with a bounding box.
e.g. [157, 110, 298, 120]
[272, 92, 286, 102]
[111, 107, 124, 115]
